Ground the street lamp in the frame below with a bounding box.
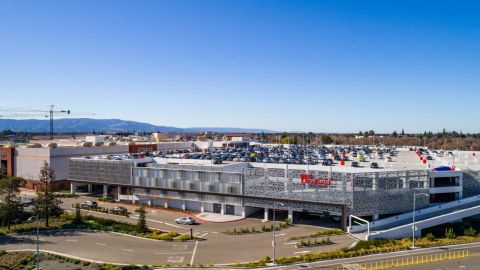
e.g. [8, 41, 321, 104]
[412, 192, 429, 248]
[272, 202, 284, 265]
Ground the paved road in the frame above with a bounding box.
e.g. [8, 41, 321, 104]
[1, 195, 355, 265]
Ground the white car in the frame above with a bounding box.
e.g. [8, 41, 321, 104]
[175, 217, 195, 225]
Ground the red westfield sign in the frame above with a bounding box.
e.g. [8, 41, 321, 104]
[299, 174, 331, 187]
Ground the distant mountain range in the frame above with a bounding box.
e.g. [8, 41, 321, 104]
[0, 118, 275, 133]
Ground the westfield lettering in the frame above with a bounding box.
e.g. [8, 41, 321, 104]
[299, 174, 331, 187]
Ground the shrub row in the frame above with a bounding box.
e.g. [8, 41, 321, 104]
[235, 235, 480, 267]
[75, 203, 130, 217]
[296, 237, 333, 248]
[226, 219, 291, 235]
[54, 192, 79, 198]
[287, 228, 344, 240]
[64, 214, 195, 242]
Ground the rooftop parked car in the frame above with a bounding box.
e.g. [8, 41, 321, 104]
[370, 162, 379, 169]
[351, 161, 359, 167]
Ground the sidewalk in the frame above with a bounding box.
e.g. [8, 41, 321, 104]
[195, 212, 245, 223]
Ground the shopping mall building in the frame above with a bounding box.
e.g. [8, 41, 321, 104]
[68, 149, 480, 229]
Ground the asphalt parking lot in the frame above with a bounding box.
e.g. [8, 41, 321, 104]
[0, 230, 197, 265]
[5, 195, 355, 265]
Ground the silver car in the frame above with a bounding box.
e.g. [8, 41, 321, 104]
[175, 217, 195, 225]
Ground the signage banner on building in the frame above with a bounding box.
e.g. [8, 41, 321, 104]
[299, 174, 331, 187]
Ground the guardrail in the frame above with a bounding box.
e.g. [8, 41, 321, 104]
[357, 249, 469, 270]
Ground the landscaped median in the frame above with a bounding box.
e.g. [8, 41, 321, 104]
[295, 237, 334, 248]
[0, 214, 196, 242]
[286, 228, 344, 241]
[76, 204, 130, 217]
[225, 218, 292, 235]
[234, 233, 480, 267]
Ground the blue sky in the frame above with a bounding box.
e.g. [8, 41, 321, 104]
[0, 1, 479, 133]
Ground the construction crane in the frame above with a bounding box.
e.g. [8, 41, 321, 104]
[0, 105, 95, 140]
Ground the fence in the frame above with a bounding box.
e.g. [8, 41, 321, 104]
[330, 249, 469, 270]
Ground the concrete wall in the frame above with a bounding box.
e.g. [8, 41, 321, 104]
[369, 204, 480, 239]
[15, 146, 128, 181]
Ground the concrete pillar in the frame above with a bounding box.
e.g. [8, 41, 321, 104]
[182, 200, 186, 211]
[200, 202, 205, 212]
[87, 184, 92, 193]
[264, 208, 269, 221]
[102, 184, 108, 198]
[373, 173, 378, 190]
[373, 214, 379, 221]
[148, 197, 152, 206]
[70, 182, 76, 195]
[458, 175, 464, 199]
[241, 207, 246, 218]
[117, 186, 121, 202]
[220, 204, 225, 215]
[288, 210, 294, 224]
[404, 171, 409, 189]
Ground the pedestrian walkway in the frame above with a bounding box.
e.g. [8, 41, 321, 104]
[194, 212, 245, 223]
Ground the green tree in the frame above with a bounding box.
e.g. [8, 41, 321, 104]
[320, 134, 333, 144]
[0, 167, 6, 179]
[0, 176, 25, 228]
[392, 131, 398, 137]
[34, 161, 63, 227]
[136, 205, 147, 234]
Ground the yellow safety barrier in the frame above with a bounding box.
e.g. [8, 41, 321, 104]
[361, 249, 469, 270]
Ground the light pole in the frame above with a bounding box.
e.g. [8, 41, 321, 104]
[272, 202, 284, 265]
[412, 192, 429, 248]
[36, 214, 40, 270]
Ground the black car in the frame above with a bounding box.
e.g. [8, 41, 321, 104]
[81, 201, 98, 208]
[351, 161, 359, 167]
[426, 156, 433, 160]
[370, 162, 379, 169]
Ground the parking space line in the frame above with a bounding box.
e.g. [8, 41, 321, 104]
[197, 232, 208, 238]
[121, 249, 134, 252]
[284, 242, 299, 245]
[154, 252, 192, 255]
[96, 242, 106, 246]
[65, 239, 78, 242]
[190, 241, 199, 265]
